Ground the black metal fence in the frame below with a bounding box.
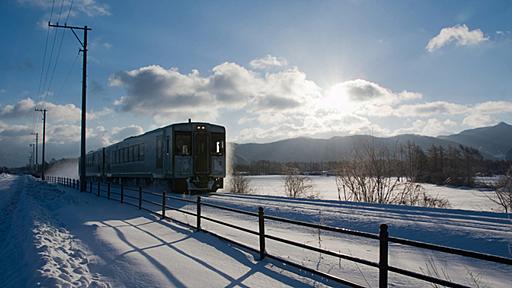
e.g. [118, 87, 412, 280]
[46, 176, 512, 288]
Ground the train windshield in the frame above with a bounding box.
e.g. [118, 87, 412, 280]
[211, 133, 225, 155]
[175, 133, 191, 156]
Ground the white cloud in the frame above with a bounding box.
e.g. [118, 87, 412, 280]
[0, 98, 98, 124]
[392, 101, 468, 117]
[426, 24, 488, 52]
[110, 63, 321, 125]
[320, 79, 423, 117]
[249, 55, 288, 70]
[396, 118, 458, 136]
[463, 114, 493, 128]
[19, 0, 110, 17]
[473, 101, 512, 114]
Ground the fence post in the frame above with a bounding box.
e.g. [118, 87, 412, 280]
[161, 190, 166, 219]
[138, 186, 142, 209]
[379, 224, 389, 288]
[120, 180, 124, 203]
[196, 196, 201, 231]
[258, 207, 266, 260]
[89, 181, 93, 193]
[107, 183, 111, 200]
[97, 181, 100, 196]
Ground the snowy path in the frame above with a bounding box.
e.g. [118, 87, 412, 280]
[0, 174, 334, 288]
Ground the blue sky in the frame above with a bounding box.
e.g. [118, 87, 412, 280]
[1, 0, 511, 166]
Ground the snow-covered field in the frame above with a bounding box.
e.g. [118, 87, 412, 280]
[1, 173, 511, 287]
[220, 175, 503, 212]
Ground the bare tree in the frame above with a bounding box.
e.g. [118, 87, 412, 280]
[335, 140, 449, 208]
[229, 172, 253, 194]
[283, 167, 318, 199]
[488, 167, 512, 214]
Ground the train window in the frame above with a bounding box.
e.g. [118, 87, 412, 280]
[140, 144, 145, 161]
[129, 146, 134, 162]
[211, 133, 225, 155]
[175, 133, 191, 156]
[166, 136, 170, 154]
[156, 136, 163, 168]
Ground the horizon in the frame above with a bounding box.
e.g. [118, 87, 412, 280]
[1, 1, 512, 166]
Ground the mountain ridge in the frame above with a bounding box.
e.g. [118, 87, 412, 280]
[233, 122, 512, 164]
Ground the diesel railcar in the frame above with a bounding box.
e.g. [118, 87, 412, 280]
[83, 121, 226, 192]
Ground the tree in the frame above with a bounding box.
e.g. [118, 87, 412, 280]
[335, 141, 449, 208]
[283, 167, 317, 198]
[229, 172, 253, 194]
[489, 167, 512, 213]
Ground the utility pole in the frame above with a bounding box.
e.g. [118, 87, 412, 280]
[35, 108, 47, 180]
[31, 132, 39, 173]
[29, 144, 34, 170]
[48, 22, 91, 191]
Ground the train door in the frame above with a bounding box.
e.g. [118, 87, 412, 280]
[194, 132, 208, 174]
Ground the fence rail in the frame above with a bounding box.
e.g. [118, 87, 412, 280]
[46, 176, 512, 288]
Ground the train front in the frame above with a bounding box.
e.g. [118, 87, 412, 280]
[172, 122, 226, 192]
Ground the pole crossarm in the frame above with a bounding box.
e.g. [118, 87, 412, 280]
[48, 22, 91, 31]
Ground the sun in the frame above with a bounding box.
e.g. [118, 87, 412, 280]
[320, 83, 354, 114]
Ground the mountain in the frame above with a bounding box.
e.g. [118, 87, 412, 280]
[233, 122, 512, 164]
[233, 134, 464, 164]
[438, 122, 512, 159]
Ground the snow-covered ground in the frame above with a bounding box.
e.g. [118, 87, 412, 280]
[1, 173, 511, 287]
[219, 175, 503, 212]
[0, 174, 334, 287]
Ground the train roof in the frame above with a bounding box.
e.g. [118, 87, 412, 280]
[124, 121, 224, 140]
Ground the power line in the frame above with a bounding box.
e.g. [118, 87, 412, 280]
[55, 50, 80, 97]
[65, 0, 74, 24]
[37, 0, 55, 98]
[41, 0, 65, 102]
[43, 0, 76, 104]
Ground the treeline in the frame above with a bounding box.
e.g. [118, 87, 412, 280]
[404, 144, 483, 186]
[234, 143, 512, 188]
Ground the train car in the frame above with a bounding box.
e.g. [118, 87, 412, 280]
[83, 121, 226, 192]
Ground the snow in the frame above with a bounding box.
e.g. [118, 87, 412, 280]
[0, 174, 333, 287]
[1, 173, 511, 287]
[219, 175, 504, 212]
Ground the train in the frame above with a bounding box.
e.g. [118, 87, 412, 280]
[82, 121, 226, 192]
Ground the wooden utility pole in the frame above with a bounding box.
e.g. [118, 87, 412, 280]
[48, 22, 91, 191]
[29, 144, 35, 170]
[31, 132, 38, 173]
[35, 108, 47, 180]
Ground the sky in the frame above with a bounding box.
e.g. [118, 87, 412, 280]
[0, 0, 511, 167]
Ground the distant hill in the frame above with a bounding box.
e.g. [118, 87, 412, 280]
[233, 134, 464, 164]
[233, 122, 512, 164]
[438, 122, 512, 159]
